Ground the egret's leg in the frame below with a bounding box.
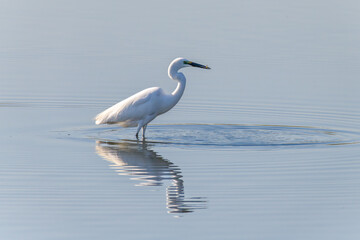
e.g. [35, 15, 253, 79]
[136, 124, 143, 139]
[142, 124, 148, 139]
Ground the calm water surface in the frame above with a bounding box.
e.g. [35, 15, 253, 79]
[1, 0, 360, 239]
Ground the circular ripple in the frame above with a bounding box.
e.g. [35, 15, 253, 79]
[83, 124, 360, 148]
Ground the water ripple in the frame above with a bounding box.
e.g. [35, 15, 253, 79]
[68, 124, 360, 149]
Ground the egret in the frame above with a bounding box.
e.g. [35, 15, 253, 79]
[95, 57, 210, 139]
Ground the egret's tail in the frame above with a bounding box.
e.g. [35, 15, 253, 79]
[95, 111, 137, 127]
[95, 111, 109, 125]
[95, 116, 104, 125]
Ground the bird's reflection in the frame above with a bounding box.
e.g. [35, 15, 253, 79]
[95, 140, 206, 215]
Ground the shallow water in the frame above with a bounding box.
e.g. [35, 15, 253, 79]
[81, 124, 360, 147]
[1, 0, 360, 239]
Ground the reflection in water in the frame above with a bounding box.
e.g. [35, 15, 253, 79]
[95, 140, 206, 215]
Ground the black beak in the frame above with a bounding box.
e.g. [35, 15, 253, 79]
[189, 61, 211, 69]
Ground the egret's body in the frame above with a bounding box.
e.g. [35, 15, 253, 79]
[95, 57, 210, 138]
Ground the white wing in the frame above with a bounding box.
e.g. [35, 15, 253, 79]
[95, 87, 164, 127]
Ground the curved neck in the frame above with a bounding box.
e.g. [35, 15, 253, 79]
[160, 71, 186, 113]
[171, 72, 186, 100]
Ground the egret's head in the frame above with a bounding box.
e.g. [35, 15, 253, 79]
[168, 57, 210, 79]
[173, 57, 210, 69]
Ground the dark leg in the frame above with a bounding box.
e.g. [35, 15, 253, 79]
[142, 124, 147, 139]
[135, 123, 142, 139]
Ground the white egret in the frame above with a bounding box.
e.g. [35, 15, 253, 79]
[95, 57, 210, 139]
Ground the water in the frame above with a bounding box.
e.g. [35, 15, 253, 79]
[1, 0, 360, 239]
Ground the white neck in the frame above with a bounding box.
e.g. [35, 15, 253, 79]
[160, 69, 186, 114]
[170, 72, 186, 100]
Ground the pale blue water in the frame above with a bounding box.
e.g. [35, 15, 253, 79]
[1, 0, 360, 239]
